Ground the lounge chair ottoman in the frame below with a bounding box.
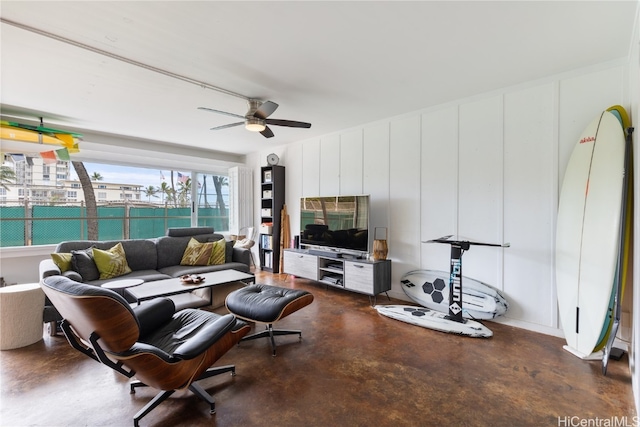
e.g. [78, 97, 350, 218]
[225, 284, 313, 356]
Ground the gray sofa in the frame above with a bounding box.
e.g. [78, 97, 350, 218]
[39, 227, 252, 333]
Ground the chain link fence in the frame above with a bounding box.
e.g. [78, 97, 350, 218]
[0, 201, 228, 247]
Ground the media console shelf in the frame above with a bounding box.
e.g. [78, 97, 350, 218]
[283, 248, 391, 304]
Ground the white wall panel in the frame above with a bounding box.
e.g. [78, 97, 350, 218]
[254, 62, 629, 337]
[389, 115, 421, 288]
[320, 134, 340, 196]
[301, 139, 320, 197]
[421, 107, 459, 271]
[458, 96, 503, 288]
[558, 66, 625, 186]
[363, 122, 390, 252]
[504, 84, 556, 327]
[340, 129, 364, 195]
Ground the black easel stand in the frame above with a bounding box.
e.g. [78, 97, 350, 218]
[426, 235, 510, 324]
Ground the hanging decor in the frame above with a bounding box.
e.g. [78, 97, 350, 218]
[0, 118, 81, 154]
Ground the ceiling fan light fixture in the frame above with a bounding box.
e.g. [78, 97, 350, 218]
[245, 117, 266, 132]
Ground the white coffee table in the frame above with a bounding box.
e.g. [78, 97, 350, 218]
[125, 270, 254, 309]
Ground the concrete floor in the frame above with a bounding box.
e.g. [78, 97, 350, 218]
[0, 271, 636, 427]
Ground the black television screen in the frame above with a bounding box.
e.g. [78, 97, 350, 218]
[299, 195, 370, 253]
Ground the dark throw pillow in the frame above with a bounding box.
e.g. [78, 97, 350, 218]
[71, 247, 100, 282]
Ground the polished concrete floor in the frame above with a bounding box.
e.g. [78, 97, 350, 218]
[1, 271, 636, 427]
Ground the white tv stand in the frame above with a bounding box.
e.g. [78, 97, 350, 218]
[283, 248, 391, 304]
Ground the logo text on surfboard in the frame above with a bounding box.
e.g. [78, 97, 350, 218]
[580, 136, 595, 144]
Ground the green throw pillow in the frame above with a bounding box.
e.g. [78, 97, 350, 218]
[180, 238, 214, 266]
[92, 243, 132, 280]
[209, 238, 227, 265]
[51, 253, 72, 272]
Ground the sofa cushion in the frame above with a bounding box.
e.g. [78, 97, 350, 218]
[57, 239, 158, 272]
[117, 239, 158, 271]
[85, 270, 172, 287]
[93, 243, 133, 280]
[155, 233, 226, 269]
[71, 248, 100, 281]
[159, 262, 251, 278]
[180, 238, 214, 266]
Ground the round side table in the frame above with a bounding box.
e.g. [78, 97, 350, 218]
[0, 283, 45, 350]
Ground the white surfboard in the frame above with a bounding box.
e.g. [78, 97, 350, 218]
[375, 305, 493, 338]
[556, 109, 625, 357]
[401, 270, 508, 320]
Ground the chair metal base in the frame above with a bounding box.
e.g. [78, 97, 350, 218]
[240, 324, 302, 356]
[130, 364, 236, 427]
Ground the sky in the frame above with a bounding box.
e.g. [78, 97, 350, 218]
[69, 162, 229, 198]
[70, 163, 181, 188]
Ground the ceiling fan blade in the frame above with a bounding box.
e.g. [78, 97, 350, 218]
[260, 126, 275, 138]
[210, 122, 243, 131]
[198, 107, 245, 120]
[266, 119, 312, 128]
[254, 101, 279, 119]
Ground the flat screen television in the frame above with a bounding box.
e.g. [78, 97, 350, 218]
[299, 195, 370, 254]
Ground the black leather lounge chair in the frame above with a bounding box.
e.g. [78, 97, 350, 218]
[40, 276, 250, 427]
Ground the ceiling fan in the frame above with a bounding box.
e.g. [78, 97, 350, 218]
[198, 99, 311, 138]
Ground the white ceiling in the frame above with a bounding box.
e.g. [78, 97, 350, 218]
[1, 1, 638, 168]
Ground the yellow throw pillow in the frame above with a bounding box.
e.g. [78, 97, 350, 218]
[180, 238, 214, 266]
[51, 253, 72, 272]
[92, 243, 132, 280]
[208, 238, 227, 265]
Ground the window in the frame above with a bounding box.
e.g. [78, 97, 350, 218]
[0, 161, 230, 247]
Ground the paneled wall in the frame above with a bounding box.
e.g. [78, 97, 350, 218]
[259, 63, 627, 335]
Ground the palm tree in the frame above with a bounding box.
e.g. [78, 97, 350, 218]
[170, 171, 177, 208]
[90, 172, 103, 181]
[212, 176, 228, 216]
[142, 185, 158, 202]
[72, 161, 98, 239]
[176, 178, 191, 208]
[0, 166, 16, 191]
[200, 175, 210, 208]
[159, 182, 172, 205]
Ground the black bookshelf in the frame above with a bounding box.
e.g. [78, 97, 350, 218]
[258, 165, 285, 272]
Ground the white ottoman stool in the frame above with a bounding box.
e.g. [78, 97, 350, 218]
[0, 283, 45, 350]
